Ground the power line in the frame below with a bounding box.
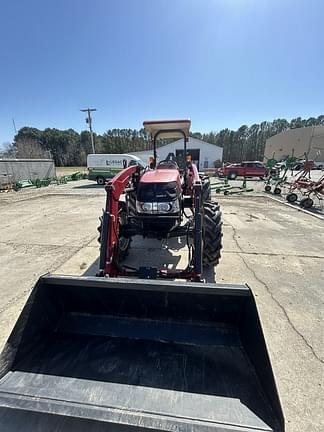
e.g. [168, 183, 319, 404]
[12, 118, 17, 134]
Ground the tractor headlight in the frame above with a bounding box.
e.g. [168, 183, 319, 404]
[157, 202, 172, 213]
[136, 200, 180, 214]
[136, 201, 153, 212]
[142, 202, 153, 212]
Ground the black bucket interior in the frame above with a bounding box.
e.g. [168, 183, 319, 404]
[0, 276, 284, 432]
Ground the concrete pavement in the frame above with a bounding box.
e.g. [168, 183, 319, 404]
[0, 180, 323, 431]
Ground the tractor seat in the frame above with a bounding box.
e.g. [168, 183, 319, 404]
[157, 160, 179, 170]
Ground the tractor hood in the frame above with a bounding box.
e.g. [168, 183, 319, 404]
[139, 169, 181, 184]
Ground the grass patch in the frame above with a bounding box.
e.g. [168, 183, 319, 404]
[55, 166, 87, 176]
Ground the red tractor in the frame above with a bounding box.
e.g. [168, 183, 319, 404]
[98, 119, 222, 281]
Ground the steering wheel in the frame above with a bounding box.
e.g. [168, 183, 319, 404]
[157, 160, 179, 169]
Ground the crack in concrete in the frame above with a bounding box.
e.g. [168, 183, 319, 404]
[0, 191, 102, 205]
[222, 250, 324, 259]
[0, 289, 32, 315]
[227, 221, 324, 365]
[0, 241, 97, 249]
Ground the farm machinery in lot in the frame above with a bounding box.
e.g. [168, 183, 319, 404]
[286, 173, 324, 209]
[264, 153, 298, 195]
[265, 156, 324, 208]
[281, 159, 323, 208]
[211, 177, 254, 195]
[0, 120, 284, 432]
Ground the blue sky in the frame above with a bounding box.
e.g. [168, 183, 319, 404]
[0, 0, 323, 145]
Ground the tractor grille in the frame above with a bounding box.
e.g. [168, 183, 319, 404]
[137, 182, 179, 202]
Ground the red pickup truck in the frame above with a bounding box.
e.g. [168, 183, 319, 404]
[218, 161, 268, 179]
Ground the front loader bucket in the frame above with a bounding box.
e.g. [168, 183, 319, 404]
[0, 275, 284, 432]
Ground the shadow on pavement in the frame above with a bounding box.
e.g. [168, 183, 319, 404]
[83, 257, 100, 276]
[83, 243, 217, 284]
[203, 266, 217, 283]
[83, 235, 191, 279]
[73, 183, 104, 190]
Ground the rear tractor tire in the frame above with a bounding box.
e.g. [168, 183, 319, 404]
[273, 187, 281, 195]
[202, 201, 222, 267]
[201, 177, 211, 202]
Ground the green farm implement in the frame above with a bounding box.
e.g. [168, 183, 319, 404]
[212, 177, 253, 195]
[13, 172, 88, 192]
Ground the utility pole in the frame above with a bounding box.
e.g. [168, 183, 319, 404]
[80, 108, 97, 153]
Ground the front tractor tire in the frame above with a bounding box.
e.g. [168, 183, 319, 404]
[97, 202, 131, 262]
[202, 201, 223, 267]
[116, 202, 132, 261]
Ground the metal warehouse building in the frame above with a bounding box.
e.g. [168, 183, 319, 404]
[264, 125, 324, 162]
[131, 137, 223, 171]
[0, 158, 55, 183]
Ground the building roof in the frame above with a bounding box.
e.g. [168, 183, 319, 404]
[130, 136, 223, 160]
[169, 136, 223, 150]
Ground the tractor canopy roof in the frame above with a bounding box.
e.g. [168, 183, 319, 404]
[143, 119, 191, 139]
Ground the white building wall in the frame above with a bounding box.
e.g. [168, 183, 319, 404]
[0, 159, 56, 182]
[131, 137, 223, 171]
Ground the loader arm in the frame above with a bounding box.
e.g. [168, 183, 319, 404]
[99, 165, 139, 276]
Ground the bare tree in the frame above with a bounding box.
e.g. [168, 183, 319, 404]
[14, 138, 49, 159]
[1, 142, 14, 157]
